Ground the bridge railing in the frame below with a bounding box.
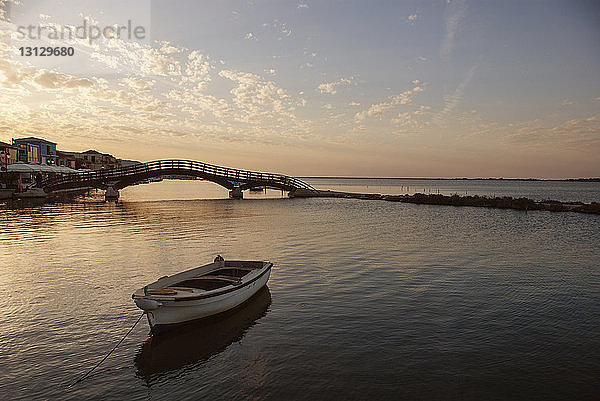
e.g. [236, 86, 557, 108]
[41, 159, 315, 191]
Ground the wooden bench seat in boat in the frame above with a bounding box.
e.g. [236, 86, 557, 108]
[188, 275, 242, 283]
[148, 287, 196, 295]
[148, 288, 178, 295]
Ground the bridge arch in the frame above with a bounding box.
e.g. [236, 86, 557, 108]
[41, 159, 315, 198]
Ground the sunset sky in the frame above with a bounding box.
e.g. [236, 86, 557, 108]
[1, 0, 599, 178]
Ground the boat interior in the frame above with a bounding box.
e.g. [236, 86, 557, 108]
[145, 261, 266, 295]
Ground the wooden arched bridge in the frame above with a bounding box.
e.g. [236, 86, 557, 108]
[41, 159, 316, 199]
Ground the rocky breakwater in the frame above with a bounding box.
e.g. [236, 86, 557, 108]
[290, 189, 600, 215]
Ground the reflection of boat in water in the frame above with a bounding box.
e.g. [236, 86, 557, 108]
[134, 286, 271, 381]
[12, 187, 47, 199]
[132, 257, 272, 333]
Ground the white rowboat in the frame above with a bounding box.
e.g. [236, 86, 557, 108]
[132, 257, 272, 333]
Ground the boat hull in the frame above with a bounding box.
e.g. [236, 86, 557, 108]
[145, 265, 271, 333]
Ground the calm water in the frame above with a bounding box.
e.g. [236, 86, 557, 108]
[1, 179, 599, 400]
[305, 178, 600, 203]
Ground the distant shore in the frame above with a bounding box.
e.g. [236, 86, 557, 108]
[300, 177, 600, 182]
[291, 189, 600, 215]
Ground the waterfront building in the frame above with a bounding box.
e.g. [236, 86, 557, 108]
[0, 141, 18, 169]
[12, 137, 57, 165]
[56, 151, 78, 169]
[56, 149, 119, 170]
[11, 141, 39, 164]
[77, 150, 119, 170]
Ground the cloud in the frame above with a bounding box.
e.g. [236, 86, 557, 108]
[3, 9, 464, 151]
[503, 114, 600, 150]
[181, 50, 214, 90]
[0, 24, 317, 148]
[218, 69, 295, 122]
[0, 59, 32, 89]
[262, 20, 293, 39]
[392, 105, 432, 131]
[317, 76, 355, 94]
[32, 70, 93, 89]
[441, 0, 468, 61]
[355, 83, 423, 122]
[0, 58, 93, 90]
[436, 63, 477, 121]
[85, 39, 184, 76]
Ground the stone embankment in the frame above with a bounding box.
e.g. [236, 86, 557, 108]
[290, 189, 600, 215]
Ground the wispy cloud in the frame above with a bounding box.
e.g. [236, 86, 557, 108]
[355, 82, 424, 122]
[502, 114, 600, 150]
[435, 63, 477, 121]
[317, 76, 355, 94]
[441, 0, 467, 61]
[261, 19, 293, 39]
[392, 105, 432, 132]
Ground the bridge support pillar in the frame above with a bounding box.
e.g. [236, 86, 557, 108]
[229, 187, 243, 199]
[105, 186, 119, 201]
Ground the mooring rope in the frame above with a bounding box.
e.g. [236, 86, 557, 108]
[68, 312, 145, 388]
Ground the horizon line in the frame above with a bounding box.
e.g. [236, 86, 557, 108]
[299, 176, 600, 182]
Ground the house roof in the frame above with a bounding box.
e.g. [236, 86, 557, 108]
[56, 150, 77, 157]
[7, 163, 77, 173]
[0, 141, 17, 149]
[13, 137, 57, 145]
[83, 149, 116, 158]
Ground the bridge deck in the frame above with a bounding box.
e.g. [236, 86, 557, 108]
[41, 159, 316, 194]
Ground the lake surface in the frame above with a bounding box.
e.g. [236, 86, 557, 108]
[1, 179, 599, 400]
[304, 178, 600, 203]
[115, 178, 600, 203]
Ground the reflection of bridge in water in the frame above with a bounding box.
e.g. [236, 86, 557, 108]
[41, 159, 316, 200]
